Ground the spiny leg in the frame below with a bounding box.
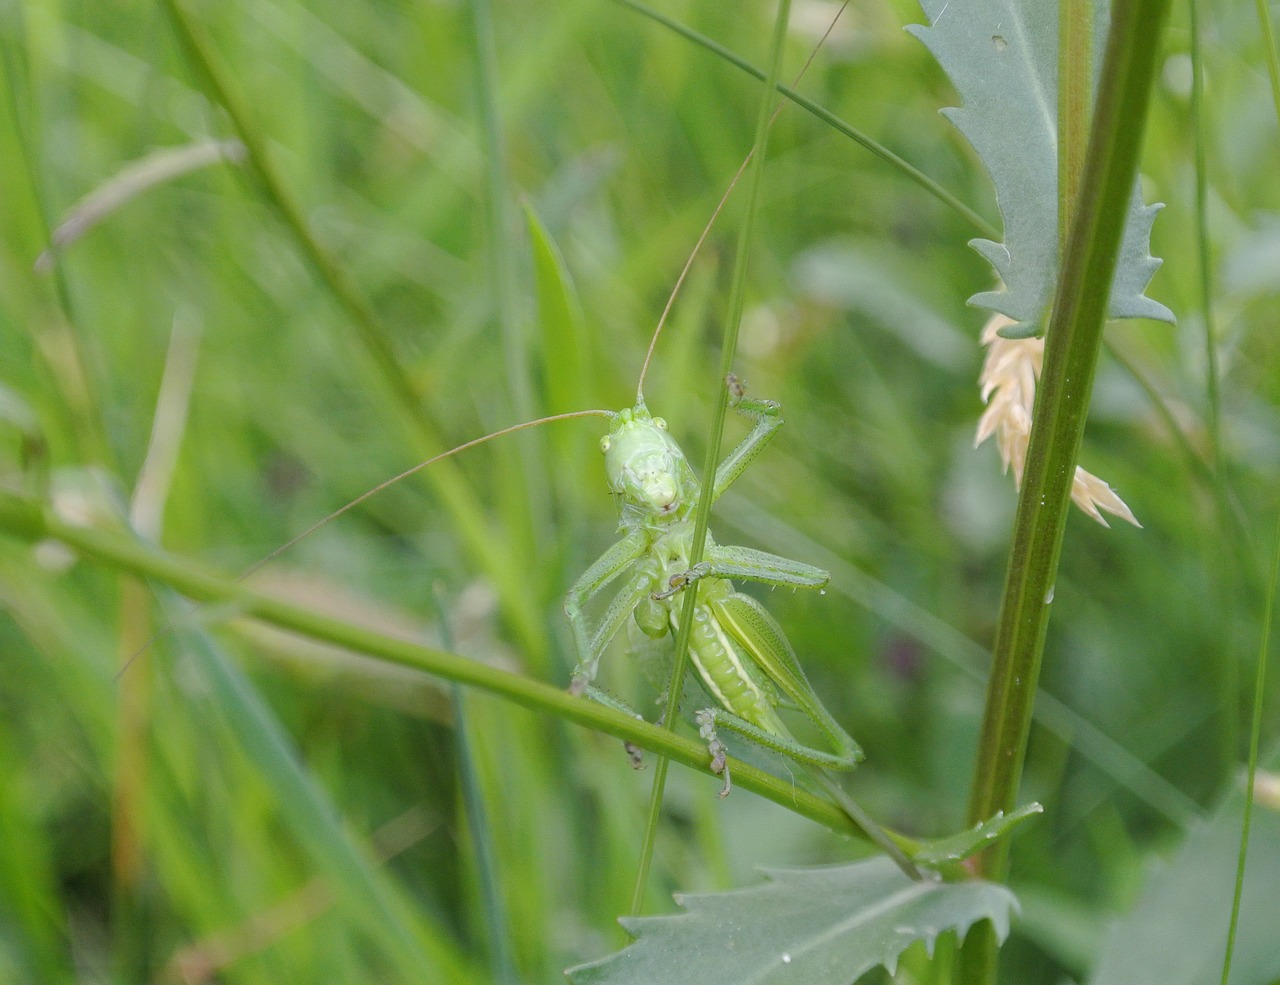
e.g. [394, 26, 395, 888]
[580, 683, 648, 769]
[711, 375, 784, 503]
[697, 706, 861, 772]
[653, 544, 828, 599]
[568, 565, 655, 693]
[563, 529, 648, 690]
[695, 710, 732, 797]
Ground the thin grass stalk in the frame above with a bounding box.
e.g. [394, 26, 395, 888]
[1220, 516, 1280, 984]
[111, 575, 152, 980]
[111, 312, 200, 977]
[430, 586, 518, 985]
[1188, 0, 1220, 469]
[1188, 0, 1245, 780]
[469, 0, 529, 423]
[1, 34, 114, 470]
[613, 0, 998, 240]
[629, 0, 794, 915]
[468, 0, 549, 584]
[157, 0, 547, 662]
[959, 0, 1173, 980]
[1252, 0, 1280, 118]
[0, 486, 923, 843]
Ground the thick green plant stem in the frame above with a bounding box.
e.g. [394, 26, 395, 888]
[630, 0, 794, 915]
[959, 0, 1173, 980]
[1057, 0, 1091, 257]
[0, 487, 926, 848]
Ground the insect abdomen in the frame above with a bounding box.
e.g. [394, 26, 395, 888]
[685, 602, 777, 731]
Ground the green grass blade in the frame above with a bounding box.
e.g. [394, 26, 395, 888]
[430, 585, 519, 985]
[631, 0, 796, 916]
[156, 0, 547, 662]
[613, 0, 999, 240]
[0, 28, 113, 469]
[154, 592, 471, 980]
[1220, 513, 1280, 985]
[0, 487, 913, 842]
[1253, 0, 1280, 125]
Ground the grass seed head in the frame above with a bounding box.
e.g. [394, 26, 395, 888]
[975, 313, 1140, 528]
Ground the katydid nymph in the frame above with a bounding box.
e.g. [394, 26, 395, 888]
[565, 375, 862, 790]
[559, 374, 921, 880]
[245, 365, 921, 878]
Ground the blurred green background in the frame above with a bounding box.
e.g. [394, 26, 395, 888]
[1, 0, 1277, 981]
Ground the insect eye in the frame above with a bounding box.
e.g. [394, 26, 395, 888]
[599, 436, 612, 453]
[653, 417, 667, 430]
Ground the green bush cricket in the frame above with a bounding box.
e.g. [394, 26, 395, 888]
[566, 375, 862, 787]
[248, 351, 921, 880]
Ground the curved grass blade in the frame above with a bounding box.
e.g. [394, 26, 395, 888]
[614, 0, 998, 240]
[34, 141, 245, 272]
[0, 486, 917, 842]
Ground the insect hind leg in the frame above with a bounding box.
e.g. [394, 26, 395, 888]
[581, 684, 648, 770]
[695, 709, 732, 797]
[694, 705, 862, 798]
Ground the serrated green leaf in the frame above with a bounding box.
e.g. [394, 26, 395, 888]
[907, 0, 1173, 331]
[1088, 774, 1280, 985]
[566, 858, 1018, 984]
[914, 803, 1044, 867]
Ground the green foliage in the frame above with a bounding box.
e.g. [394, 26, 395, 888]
[0, 0, 1277, 982]
[908, 0, 1173, 335]
[914, 804, 1045, 868]
[567, 858, 1017, 985]
[1088, 764, 1280, 985]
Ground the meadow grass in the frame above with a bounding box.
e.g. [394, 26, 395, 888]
[1, 0, 1277, 982]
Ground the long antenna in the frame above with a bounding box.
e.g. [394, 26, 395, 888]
[115, 408, 615, 681]
[634, 0, 852, 402]
[243, 409, 616, 580]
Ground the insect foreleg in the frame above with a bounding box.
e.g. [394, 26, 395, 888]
[574, 571, 658, 687]
[710, 377, 784, 502]
[652, 544, 828, 599]
[564, 530, 649, 691]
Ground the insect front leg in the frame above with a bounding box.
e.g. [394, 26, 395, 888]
[563, 529, 649, 692]
[568, 562, 664, 768]
[710, 375, 785, 502]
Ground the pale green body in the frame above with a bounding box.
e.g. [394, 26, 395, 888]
[565, 382, 863, 791]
